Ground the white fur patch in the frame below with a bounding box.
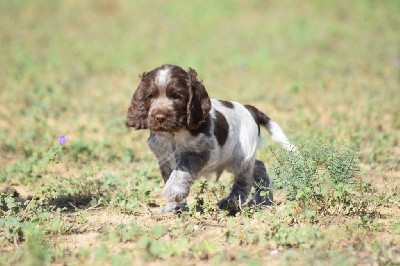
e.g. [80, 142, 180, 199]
[267, 120, 297, 152]
[155, 68, 171, 88]
[234, 102, 260, 162]
[163, 169, 191, 202]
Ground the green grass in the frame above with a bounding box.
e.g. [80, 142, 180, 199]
[1, 0, 400, 265]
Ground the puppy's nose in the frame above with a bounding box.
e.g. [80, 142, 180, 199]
[155, 113, 166, 123]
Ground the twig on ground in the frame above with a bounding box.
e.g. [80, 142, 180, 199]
[138, 202, 153, 216]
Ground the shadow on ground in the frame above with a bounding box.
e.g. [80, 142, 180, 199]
[1, 186, 97, 212]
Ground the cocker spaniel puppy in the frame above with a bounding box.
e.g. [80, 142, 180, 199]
[126, 64, 297, 214]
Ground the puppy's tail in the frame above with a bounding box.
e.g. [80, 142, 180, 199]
[245, 105, 298, 153]
[266, 120, 298, 153]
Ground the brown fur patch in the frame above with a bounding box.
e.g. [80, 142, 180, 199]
[186, 68, 211, 130]
[189, 115, 211, 136]
[213, 110, 229, 146]
[244, 105, 270, 135]
[219, 100, 234, 109]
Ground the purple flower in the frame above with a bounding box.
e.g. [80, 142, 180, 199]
[58, 135, 68, 145]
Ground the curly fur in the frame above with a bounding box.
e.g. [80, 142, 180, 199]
[186, 68, 211, 130]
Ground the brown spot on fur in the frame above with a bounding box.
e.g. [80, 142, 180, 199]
[219, 100, 234, 109]
[189, 115, 211, 136]
[244, 105, 270, 135]
[213, 110, 229, 146]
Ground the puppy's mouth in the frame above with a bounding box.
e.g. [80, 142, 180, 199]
[150, 126, 179, 132]
[148, 120, 182, 132]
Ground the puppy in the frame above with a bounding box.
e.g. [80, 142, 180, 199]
[126, 64, 296, 213]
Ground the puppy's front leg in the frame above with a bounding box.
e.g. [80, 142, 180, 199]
[161, 151, 210, 214]
[161, 169, 193, 214]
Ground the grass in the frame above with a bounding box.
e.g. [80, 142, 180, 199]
[1, 0, 400, 265]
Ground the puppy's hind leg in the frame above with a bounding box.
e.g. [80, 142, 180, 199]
[217, 161, 254, 213]
[248, 159, 273, 206]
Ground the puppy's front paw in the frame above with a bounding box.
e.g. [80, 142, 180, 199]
[160, 202, 188, 215]
[163, 178, 189, 203]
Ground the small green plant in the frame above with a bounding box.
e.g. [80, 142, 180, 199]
[0, 194, 70, 246]
[325, 145, 360, 185]
[271, 141, 365, 215]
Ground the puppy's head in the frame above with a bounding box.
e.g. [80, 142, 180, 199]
[126, 64, 211, 132]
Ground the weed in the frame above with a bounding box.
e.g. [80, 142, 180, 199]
[270, 141, 372, 216]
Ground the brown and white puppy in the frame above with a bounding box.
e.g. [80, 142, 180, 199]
[126, 64, 297, 213]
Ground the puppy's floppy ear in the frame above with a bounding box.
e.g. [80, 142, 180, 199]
[126, 73, 149, 129]
[186, 68, 211, 130]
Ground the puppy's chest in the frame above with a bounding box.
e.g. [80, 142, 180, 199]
[148, 131, 212, 157]
[148, 131, 230, 176]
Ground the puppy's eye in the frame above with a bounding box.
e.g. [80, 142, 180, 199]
[146, 93, 153, 100]
[172, 94, 183, 100]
